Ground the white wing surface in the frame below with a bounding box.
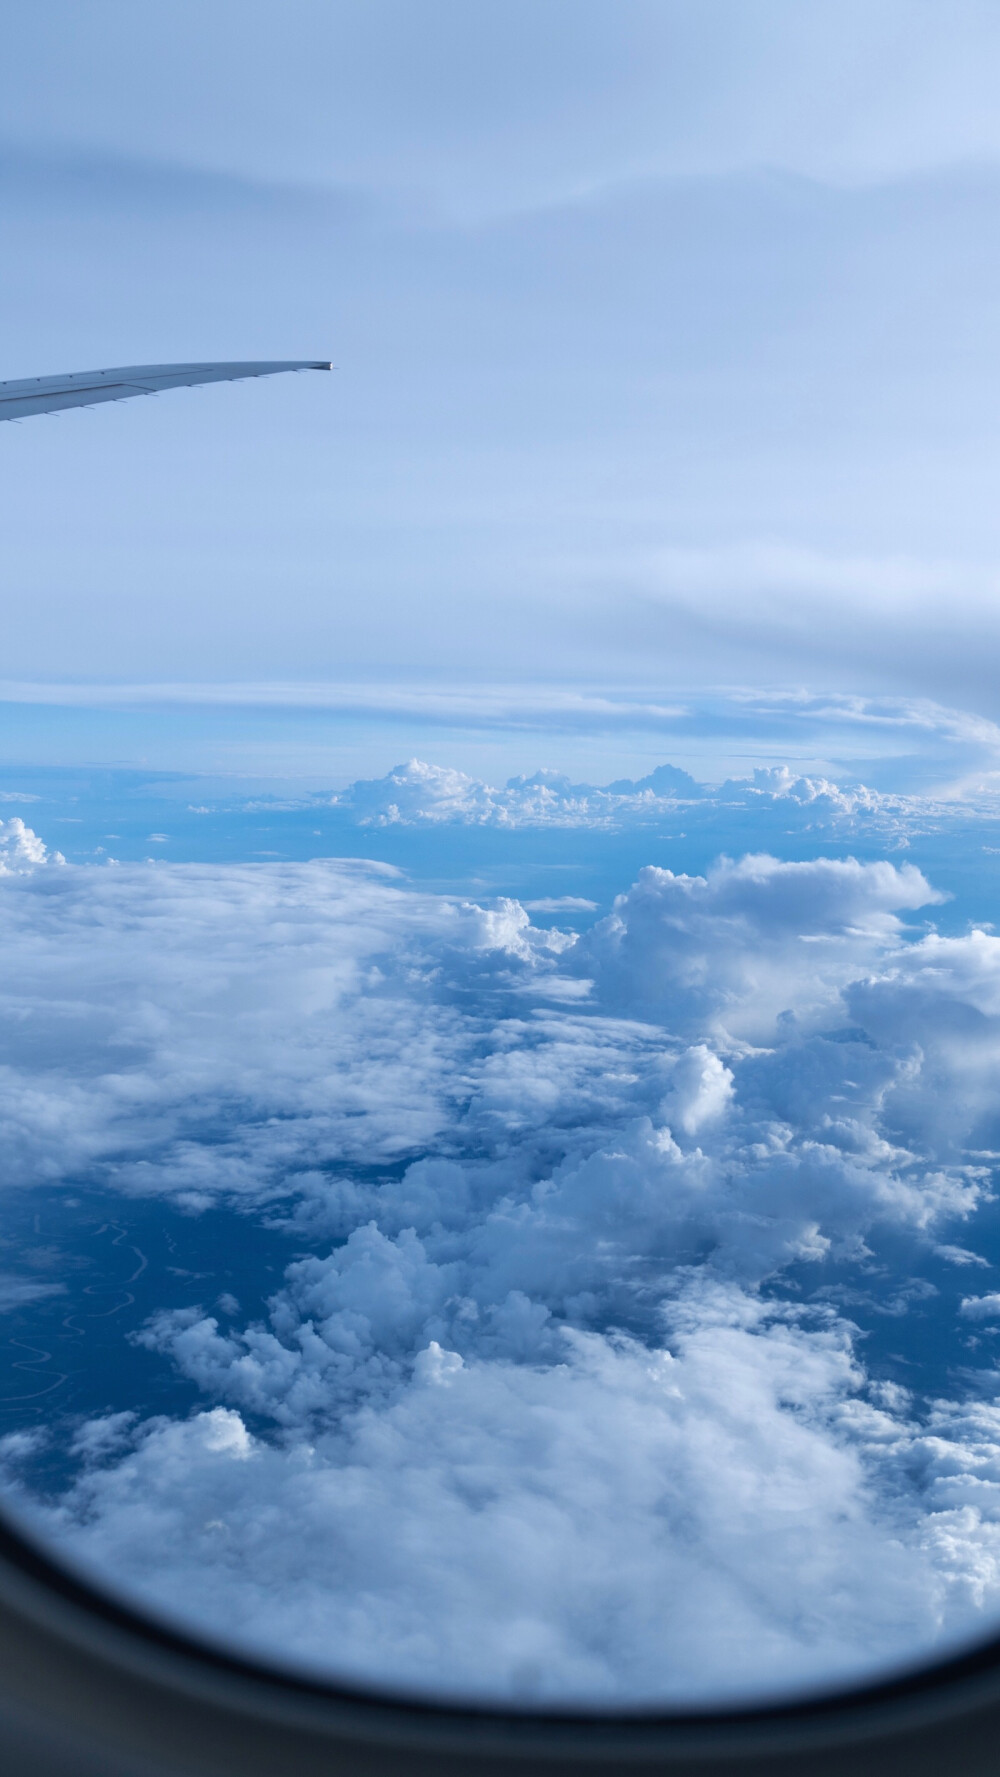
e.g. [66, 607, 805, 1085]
[0, 361, 332, 422]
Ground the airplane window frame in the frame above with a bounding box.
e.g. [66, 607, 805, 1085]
[2, 1503, 1000, 1776]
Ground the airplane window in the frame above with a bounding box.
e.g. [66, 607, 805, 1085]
[5, 6, 1000, 1759]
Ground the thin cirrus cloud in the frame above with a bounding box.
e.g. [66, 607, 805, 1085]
[1, 687, 999, 790]
[4, 11, 1000, 707]
[3, 803, 1000, 1702]
[6, 3, 1000, 211]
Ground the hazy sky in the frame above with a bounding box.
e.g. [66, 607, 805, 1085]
[3, 3, 1000, 729]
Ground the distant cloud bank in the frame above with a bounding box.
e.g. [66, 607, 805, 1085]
[327, 755, 906, 831]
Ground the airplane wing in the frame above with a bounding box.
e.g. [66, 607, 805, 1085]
[0, 360, 332, 422]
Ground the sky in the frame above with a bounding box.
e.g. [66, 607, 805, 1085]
[3, 1, 1000, 781]
[7, 0, 1000, 1713]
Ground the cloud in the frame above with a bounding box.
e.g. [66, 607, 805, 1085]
[960, 1295, 1000, 1320]
[262, 732, 1000, 833]
[3, 812, 1000, 1703]
[575, 853, 942, 1041]
[0, 817, 62, 876]
[322, 756, 932, 835]
[19, 1283, 1000, 1707]
[333, 758, 708, 829]
[0, 680, 688, 726]
[523, 897, 597, 914]
[608, 542, 1000, 628]
[2, 683, 998, 801]
[10, 3, 1000, 214]
[659, 1044, 734, 1136]
[0, 1276, 65, 1312]
[12, 1308, 947, 1705]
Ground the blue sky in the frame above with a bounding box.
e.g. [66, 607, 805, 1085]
[3, 2, 1000, 782]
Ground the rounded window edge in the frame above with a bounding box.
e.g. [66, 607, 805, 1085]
[2, 1506, 1000, 1775]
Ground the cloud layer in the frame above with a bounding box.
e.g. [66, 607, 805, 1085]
[329, 756, 915, 834]
[2, 814, 1000, 1704]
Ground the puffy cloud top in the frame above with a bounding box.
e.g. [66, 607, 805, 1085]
[0, 817, 62, 875]
[577, 853, 941, 1040]
[329, 758, 904, 833]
